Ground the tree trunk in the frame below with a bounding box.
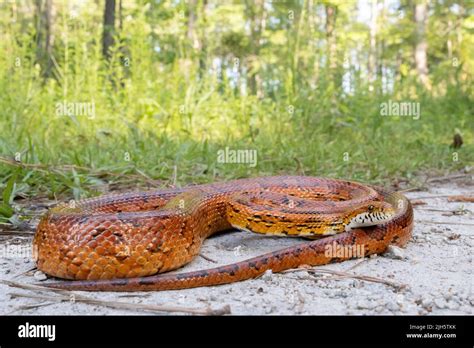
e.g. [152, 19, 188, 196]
[377, 0, 386, 92]
[368, 0, 377, 88]
[245, 0, 265, 97]
[187, 0, 199, 50]
[325, 2, 341, 93]
[35, 0, 54, 77]
[413, 0, 429, 87]
[198, 0, 208, 79]
[325, 4, 337, 72]
[102, 0, 116, 60]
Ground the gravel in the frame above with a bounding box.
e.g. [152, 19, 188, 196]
[0, 180, 472, 315]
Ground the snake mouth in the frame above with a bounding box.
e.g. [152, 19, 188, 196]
[345, 211, 394, 231]
[344, 202, 395, 231]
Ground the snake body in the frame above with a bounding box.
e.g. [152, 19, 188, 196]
[33, 176, 413, 291]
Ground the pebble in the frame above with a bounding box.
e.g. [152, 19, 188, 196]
[410, 258, 420, 265]
[356, 300, 376, 310]
[374, 306, 384, 313]
[386, 301, 399, 311]
[261, 270, 273, 281]
[34, 270, 47, 281]
[443, 292, 453, 301]
[334, 291, 348, 298]
[384, 245, 406, 260]
[422, 297, 433, 308]
[296, 271, 310, 280]
[434, 298, 447, 309]
[265, 305, 276, 314]
[396, 294, 405, 305]
[447, 301, 459, 310]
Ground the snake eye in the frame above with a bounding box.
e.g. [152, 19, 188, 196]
[368, 205, 374, 212]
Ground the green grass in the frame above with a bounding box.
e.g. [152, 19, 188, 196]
[0, 3, 473, 218]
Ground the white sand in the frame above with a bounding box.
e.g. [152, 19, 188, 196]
[0, 180, 472, 315]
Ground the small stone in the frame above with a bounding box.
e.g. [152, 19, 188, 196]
[296, 271, 310, 280]
[422, 297, 433, 308]
[410, 256, 420, 264]
[356, 300, 376, 310]
[375, 305, 384, 313]
[384, 245, 406, 260]
[34, 270, 47, 281]
[385, 301, 397, 311]
[434, 298, 446, 309]
[444, 292, 453, 301]
[265, 305, 276, 314]
[396, 294, 405, 305]
[261, 270, 273, 281]
[209, 294, 218, 301]
[447, 301, 459, 310]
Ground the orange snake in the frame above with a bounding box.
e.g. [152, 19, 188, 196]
[33, 176, 413, 291]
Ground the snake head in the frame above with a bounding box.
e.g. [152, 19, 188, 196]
[345, 201, 395, 231]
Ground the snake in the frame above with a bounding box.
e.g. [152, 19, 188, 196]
[33, 176, 413, 291]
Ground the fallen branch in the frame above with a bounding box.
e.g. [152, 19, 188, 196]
[199, 253, 218, 264]
[282, 267, 406, 291]
[410, 195, 453, 200]
[447, 195, 474, 203]
[410, 199, 427, 206]
[0, 230, 35, 235]
[15, 301, 55, 311]
[1, 279, 231, 315]
[426, 173, 472, 183]
[416, 220, 474, 226]
[399, 187, 424, 193]
[344, 259, 367, 271]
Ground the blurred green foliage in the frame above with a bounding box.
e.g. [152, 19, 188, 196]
[0, 0, 472, 201]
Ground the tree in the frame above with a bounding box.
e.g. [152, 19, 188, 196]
[413, 0, 429, 87]
[35, 0, 54, 77]
[368, 0, 378, 88]
[325, 2, 338, 88]
[244, 0, 265, 97]
[103, 0, 116, 60]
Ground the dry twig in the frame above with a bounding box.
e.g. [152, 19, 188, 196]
[1, 279, 231, 315]
[199, 253, 218, 264]
[282, 267, 406, 291]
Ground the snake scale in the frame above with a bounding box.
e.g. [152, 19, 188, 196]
[33, 176, 413, 291]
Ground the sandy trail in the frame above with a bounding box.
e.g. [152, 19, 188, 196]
[0, 178, 472, 315]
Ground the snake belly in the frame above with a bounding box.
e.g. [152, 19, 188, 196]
[33, 176, 413, 291]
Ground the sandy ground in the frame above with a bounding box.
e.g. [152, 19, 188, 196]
[0, 177, 472, 315]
